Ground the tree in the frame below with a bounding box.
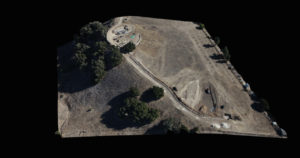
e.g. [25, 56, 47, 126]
[261, 98, 270, 111]
[120, 42, 136, 53]
[71, 21, 123, 84]
[161, 118, 182, 134]
[180, 125, 189, 134]
[152, 86, 164, 100]
[129, 87, 140, 97]
[92, 57, 106, 83]
[190, 127, 199, 134]
[93, 41, 108, 57]
[119, 97, 159, 124]
[77, 21, 108, 44]
[197, 23, 205, 30]
[73, 43, 90, 69]
[105, 46, 123, 69]
[214, 36, 220, 46]
[222, 46, 231, 61]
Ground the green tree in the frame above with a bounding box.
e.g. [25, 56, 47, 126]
[152, 86, 164, 100]
[129, 87, 140, 97]
[120, 42, 136, 53]
[190, 127, 199, 134]
[197, 23, 205, 29]
[119, 97, 159, 124]
[92, 57, 106, 83]
[161, 118, 182, 134]
[92, 41, 108, 57]
[73, 43, 90, 69]
[214, 36, 220, 46]
[222, 46, 231, 61]
[78, 21, 108, 44]
[261, 98, 270, 111]
[105, 46, 123, 69]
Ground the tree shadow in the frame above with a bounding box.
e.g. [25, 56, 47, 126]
[100, 91, 146, 130]
[57, 42, 96, 93]
[210, 53, 224, 60]
[57, 68, 95, 93]
[251, 102, 264, 112]
[216, 60, 227, 64]
[140, 88, 156, 103]
[203, 44, 214, 48]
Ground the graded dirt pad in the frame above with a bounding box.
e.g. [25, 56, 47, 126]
[58, 16, 282, 138]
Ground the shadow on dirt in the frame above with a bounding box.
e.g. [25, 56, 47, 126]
[203, 44, 214, 48]
[210, 53, 224, 60]
[57, 42, 96, 93]
[100, 91, 146, 130]
[251, 102, 264, 113]
[58, 68, 95, 93]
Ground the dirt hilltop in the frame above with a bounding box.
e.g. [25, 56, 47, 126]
[57, 16, 283, 138]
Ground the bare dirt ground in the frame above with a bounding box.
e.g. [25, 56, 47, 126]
[122, 16, 279, 137]
[58, 16, 282, 138]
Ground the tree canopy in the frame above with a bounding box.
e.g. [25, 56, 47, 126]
[214, 36, 220, 46]
[70, 21, 123, 84]
[260, 98, 270, 111]
[222, 46, 231, 61]
[77, 21, 108, 44]
[129, 87, 140, 98]
[120, 42, 136, 53]
[119, 97, 159, 124]
[151, 86, 164, 100]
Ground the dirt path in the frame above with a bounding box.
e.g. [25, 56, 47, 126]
[124, 54, 226, 122]
[106, 17, 123, 46]
[106, 16, 226, 122]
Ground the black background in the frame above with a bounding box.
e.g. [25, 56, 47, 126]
[22, 0, 297, 150]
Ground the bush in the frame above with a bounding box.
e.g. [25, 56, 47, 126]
[129, 87, 140, 97]
[120, 42, 136, 53]
[152, 86, 164, 100]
